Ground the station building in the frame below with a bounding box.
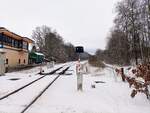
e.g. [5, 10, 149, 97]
[0, 27, 33, 72]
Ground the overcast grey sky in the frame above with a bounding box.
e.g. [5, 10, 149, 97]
[0, 0, 119, 54]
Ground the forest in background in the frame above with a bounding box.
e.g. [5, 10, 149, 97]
[94, 0, 150, 66]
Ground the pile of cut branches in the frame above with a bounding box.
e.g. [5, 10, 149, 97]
[129, 64, 150, 99]
[115, 64, 150, 99]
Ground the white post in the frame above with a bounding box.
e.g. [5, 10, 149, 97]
[76, 58, 83, 91]
[40, 64, 43, 73]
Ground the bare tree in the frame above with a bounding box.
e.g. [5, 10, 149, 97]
[32, 25, 78, 62]
[32, 25, 51, 53]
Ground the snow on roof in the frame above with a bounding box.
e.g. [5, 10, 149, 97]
[35, 52, 44, 56]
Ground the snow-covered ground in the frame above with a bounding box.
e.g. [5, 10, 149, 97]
[0, 63, 66, 97]
[0, 62, 149, 113]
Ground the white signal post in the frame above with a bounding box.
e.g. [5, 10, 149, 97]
[76, 58, 83, 91]
[75, 46, 84, 91]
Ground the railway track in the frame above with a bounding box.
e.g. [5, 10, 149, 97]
[0, 65, 65, 100]
[0, 65, 71, 113]
[21, 66, 70, 113]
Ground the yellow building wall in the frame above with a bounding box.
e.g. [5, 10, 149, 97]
[3, 46, 28, 67]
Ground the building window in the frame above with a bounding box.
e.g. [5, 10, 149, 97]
[18, 40, 22, 48]
[24, 59, 26, 64]
[19, 59, 21, 64]
[14, 40, 19, 48]
[0, 33, 29, 49]
[6, 59, 8, 64]
[0, 33, 2, 41]
[11, 39, 14, 47]
[23, 41, 28, 50]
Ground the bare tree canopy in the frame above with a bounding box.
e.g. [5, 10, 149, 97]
[32, 25, 79, 62]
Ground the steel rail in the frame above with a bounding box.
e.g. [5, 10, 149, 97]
[20, 66, 70, 113]
[0, 66, 63, 100]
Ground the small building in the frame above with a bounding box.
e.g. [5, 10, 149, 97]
[0, 27, 33, 71]
[29, 52, 44, 64]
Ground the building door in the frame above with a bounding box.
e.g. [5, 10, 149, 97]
[0, 53, 5, 75]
